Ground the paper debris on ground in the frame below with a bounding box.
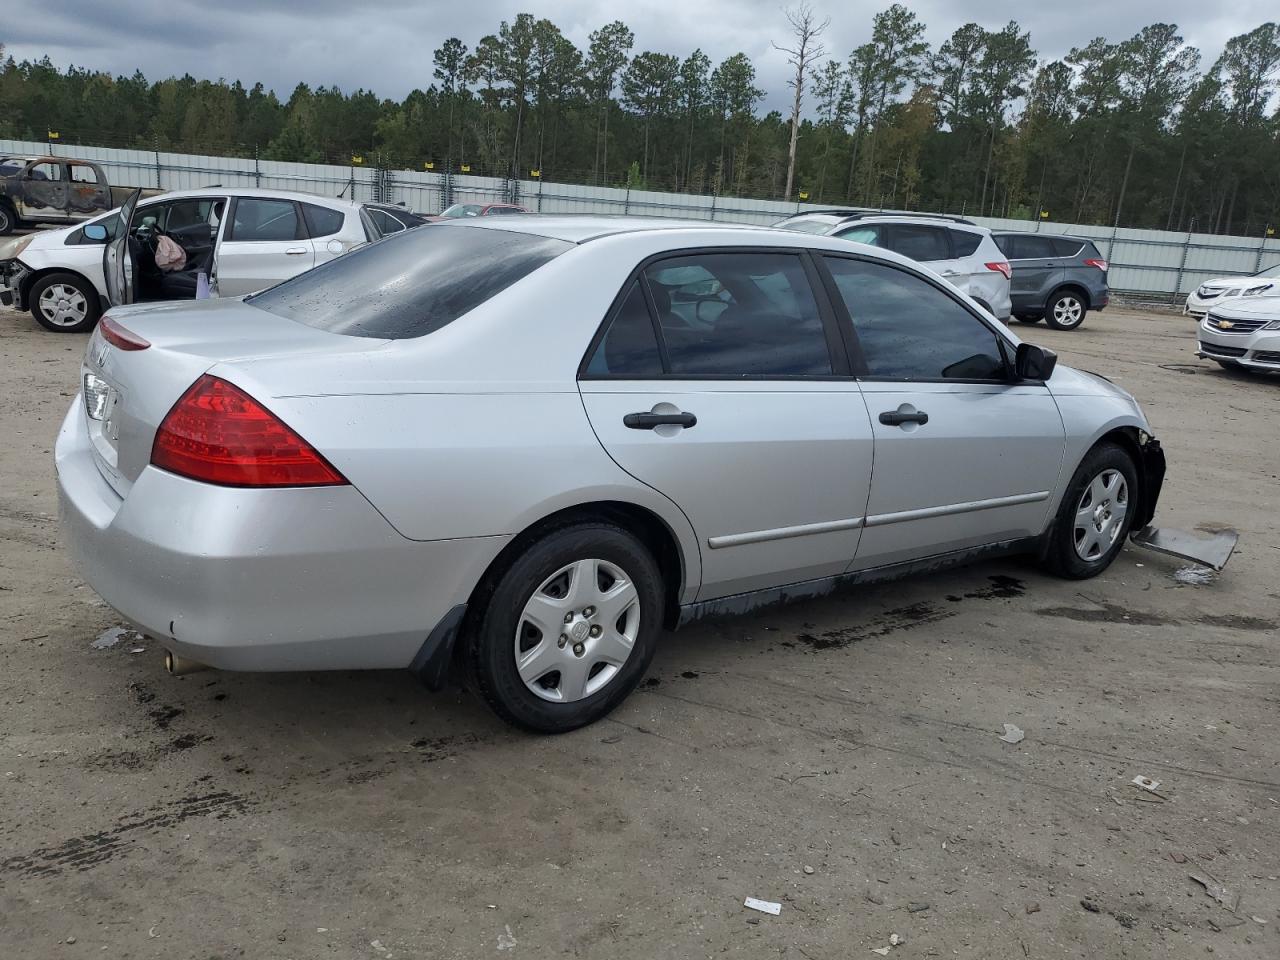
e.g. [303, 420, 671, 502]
[871, 948, 891, 956]
[744, 897, 781, 916]
[999, 723, 1025, 744]
[92, 626, 140, 650]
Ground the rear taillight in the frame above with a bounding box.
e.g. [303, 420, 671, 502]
[985, 261, 1012, 281]
[99, 316, 150, 351]
[1084, 258, 1108, 271]
[151, 375, 348, 488]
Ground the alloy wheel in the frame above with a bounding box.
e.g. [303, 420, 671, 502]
[513, 558, 641, 703]
[1052, 296, 1083, 327]
[1073, 469, 1129, 561]
[38, 283, 89, 328]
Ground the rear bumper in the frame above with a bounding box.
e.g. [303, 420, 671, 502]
[55, 400, 507, 671]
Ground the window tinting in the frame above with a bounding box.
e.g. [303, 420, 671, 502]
[303, 203, 346, 238]
[249, 225, 571, 339]
[825, 257, 1007, 380]
[1051, 237, 1084, 257]
[1016, 236, 1057, 259]
[586, 282, 664, 377]
[887, 224, 950, 262]
[644, 253, 831, 376]
[950, 230, 982, 257]
[231, 198, 300, 242]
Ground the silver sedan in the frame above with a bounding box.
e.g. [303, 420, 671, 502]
[57, 217, 1166, 732]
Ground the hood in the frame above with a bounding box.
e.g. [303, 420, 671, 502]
[1204, 296, 1280, 321]
[1046, 363, 1138, 403]
[1197, 275, 1280, 296]
[2, 221, 81, 258]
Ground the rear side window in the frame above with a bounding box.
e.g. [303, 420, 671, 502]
[249, 225, 571, 339]
[824, 256, 1006, 381]
[950, 230, 982, 257]
[303, 203, 346, 239]
[645, 253, 832, 377]
[886, 224, 950, 262]
[1017, 236, 1057, 259]
[230, 198, 301, 242]
[1053, 238, 1085, 257]
[586, 282, 664, 377]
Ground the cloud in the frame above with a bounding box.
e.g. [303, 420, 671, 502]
[4, 0, 1275, 114]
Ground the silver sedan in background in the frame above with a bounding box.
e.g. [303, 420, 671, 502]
[57, 217, 1165, 732]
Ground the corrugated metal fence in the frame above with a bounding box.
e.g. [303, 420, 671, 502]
[6, 138, 1277, 301]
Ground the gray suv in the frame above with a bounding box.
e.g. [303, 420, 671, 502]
[992, 232, 1110, 331]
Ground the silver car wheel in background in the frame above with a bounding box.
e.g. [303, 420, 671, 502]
[38, 283, 89, 328]
[1053, 296, 1083, 327]
[1073, 469, 1129, 561]
[514, 558, 640, 704]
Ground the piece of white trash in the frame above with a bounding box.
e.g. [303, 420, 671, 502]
[92, 627, 137, 650]
[744, 897, 782, 916]
[496, 925, 518, 950]
[872, 948, 891, 956]
[999, 723, 1025, 744]
[1131, 775, 1161, 792]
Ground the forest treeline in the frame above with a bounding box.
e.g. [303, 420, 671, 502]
[1, 6, 1277, 233]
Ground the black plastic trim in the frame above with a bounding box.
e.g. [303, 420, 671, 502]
[408, 603, 468, 691]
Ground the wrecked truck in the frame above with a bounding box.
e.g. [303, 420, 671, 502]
[0, 156, 155, 235]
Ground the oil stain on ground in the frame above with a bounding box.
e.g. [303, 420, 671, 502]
[1036, 603, 1275, 632]
[2, 792, 253, 879]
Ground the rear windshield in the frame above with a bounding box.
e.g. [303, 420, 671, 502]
[247, 225, 571, 339]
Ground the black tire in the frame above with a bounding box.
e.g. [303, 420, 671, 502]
[28, 272, 102, 333]
[1044, 289, 1087, 330]
[1214, 360, 1241, 371]
[1015, 314, 1042, 324]
[0, 203, 14, 236]
[1041, 442, 1139, 580]
[466, 522, 663, 733]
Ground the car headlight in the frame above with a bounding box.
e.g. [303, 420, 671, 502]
[1243, 283, 1274, 296]
[0, 233, 34, 262]
[1263, 319, 1280, 331]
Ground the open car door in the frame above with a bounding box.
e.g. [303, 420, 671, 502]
[102, 189, 142, 307]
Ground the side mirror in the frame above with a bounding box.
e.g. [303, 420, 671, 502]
[83, 224, 109, 242]
[1015, 342, 1058, 381]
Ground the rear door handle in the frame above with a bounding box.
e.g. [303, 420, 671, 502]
[285, 246, 308, 255]
[624, 411, 697, 430]
[879, 409, 929, 426]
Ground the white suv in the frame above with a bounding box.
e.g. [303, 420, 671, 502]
[1, 187, 375, 333]
[777, 211, 1012, 321]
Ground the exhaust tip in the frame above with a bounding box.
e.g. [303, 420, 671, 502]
[165, 651, 209, 677]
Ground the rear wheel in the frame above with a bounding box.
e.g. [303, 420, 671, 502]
[1214, 360, 1242, 371]
[1044, 290, 1087, 330]
[1042, 443, 1138, 579]
[1015, 314, 1042, 324]
[29, 272, 101, 333]
[0, 203, 14, 236]
[466, 522, 663, 733]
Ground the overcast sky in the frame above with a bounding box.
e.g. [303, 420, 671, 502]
[4, 0, 1274, 114]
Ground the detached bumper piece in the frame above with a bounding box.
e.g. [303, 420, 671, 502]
[1130, 526, 1238, 572]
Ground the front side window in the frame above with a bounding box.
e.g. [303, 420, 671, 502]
[249, 225, 571, 339]
[585, 282, 664, 377]
[645, 252, 832, 377]
[824, 256, 1007, 381]
[303, 203, 346, 238]
[230, 198, 300, 242]
[835, 224, 882, 246]
[163, 199, 220, 232]
[885, 224, 950, 262]
[27, 162, 61, 182]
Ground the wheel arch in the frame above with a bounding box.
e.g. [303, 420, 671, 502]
[22, 265, 102, 303]
[1055, 425, 1161, 537]
[1048, 282, 1091, 310]
[464, 500, 692, 637]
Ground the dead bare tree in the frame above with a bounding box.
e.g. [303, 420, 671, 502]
[774, 3, 830, 200]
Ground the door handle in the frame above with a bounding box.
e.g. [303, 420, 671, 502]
[624, 411, 697, 430]
[879, 409, 929, 426]
[941, 269, 961, 277]
[285, 246, 308, 255]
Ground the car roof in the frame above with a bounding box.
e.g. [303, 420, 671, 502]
[443, 215, 788, 244]
[136, 186, 365, 210]
[993, 229, 1092, 242]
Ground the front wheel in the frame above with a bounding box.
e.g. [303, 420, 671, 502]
[466, 523, 663, 733]
[1015, 314, 1042, 324]
[0, 204, 15, 236]
[1045, 291, 1087, 330]
[1042, 443, 1138, 580]
[29, 272, 102, 333]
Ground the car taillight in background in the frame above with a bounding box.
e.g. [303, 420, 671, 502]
[99, 316, 150, 351]
[1083, 258, 1109, 271]
[151, 375, 348, 487]
[985, 261, 1012, 280]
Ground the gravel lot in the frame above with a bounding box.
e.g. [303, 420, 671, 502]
[1, 303, 1277, 959]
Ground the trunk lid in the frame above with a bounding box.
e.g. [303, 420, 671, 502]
[80, 298, 388, 498]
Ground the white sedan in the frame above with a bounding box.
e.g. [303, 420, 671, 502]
[1184, 263, 1280, 318]
[0, 187, 375, 332]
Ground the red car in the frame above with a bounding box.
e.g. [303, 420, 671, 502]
[427, 202, 527, 222]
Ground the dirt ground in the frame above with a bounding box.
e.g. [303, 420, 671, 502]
[1, 302, 1277, 959]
